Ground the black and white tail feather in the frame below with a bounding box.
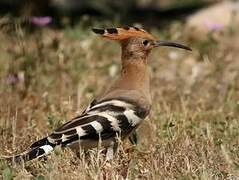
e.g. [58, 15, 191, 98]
[3, 98, 148, 162]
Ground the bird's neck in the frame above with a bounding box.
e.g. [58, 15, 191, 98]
[120, 58, 150, 88]
[100, 55, 151, 106]
[116, 43, 151, 93]
[109, 55, 151, 100]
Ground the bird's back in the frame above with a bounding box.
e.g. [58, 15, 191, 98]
[47, 89, 151, 149]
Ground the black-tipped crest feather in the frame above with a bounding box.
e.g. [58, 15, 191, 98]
[92, 28, 105, 35]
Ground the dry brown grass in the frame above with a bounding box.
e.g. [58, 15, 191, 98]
[0, 22, 239, 179]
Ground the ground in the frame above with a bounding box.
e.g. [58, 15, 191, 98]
[0, 21, 239, 179]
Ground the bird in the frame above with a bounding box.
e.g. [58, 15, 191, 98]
[2, 26, 191, 162]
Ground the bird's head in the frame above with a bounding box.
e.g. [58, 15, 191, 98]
[92, 27, 191, 60]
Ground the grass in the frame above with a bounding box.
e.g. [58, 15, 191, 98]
[0, 20, 239, 179]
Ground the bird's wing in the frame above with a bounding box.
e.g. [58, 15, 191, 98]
[44, 98, 149, 147]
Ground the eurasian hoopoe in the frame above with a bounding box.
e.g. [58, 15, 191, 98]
[3, 27, 191, 162]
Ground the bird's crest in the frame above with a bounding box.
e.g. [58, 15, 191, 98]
[92, 27, 155, 41]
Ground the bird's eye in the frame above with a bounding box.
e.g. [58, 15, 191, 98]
[143, 40, 149, 46]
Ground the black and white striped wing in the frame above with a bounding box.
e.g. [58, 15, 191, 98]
[47, 98, 149, 147]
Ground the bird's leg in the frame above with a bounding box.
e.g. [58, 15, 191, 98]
[128, 130, 138, 145]
[105, 142, 115, 161]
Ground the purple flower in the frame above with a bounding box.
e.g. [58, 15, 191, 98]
[5, 73, 19, 85]
[5, 72, 24, 85]
[30, 16, 52, 26]
[203, 20, 224, 31]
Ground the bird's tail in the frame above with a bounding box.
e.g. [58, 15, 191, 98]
[1, 137, 56, 163]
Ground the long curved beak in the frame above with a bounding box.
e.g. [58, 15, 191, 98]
[154, 40, 192, 51]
